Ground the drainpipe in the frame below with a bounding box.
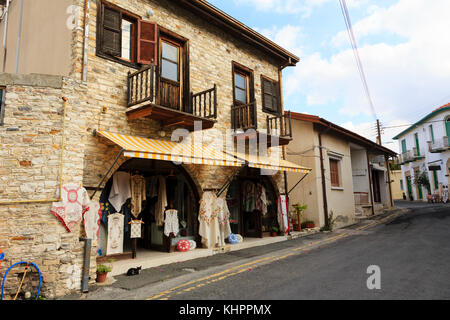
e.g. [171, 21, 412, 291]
[14, 0, 23, 74]
[385, 155, 394, 208]
[367, 150, 375, 215]
[81, 0, 90, 82]
[2, 0, 10, 72]
[318, 132, 329, 227]
[80, 238, 92, 293]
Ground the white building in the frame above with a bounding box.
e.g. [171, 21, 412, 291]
[393, 104, 450, 201]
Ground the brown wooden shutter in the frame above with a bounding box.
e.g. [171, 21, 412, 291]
[262, 77, 280, 113]
[330, 159, 340, 187]
[101, 5, 122, 56]
[137, 20, 158, 65]
[272, 81, 280, 112]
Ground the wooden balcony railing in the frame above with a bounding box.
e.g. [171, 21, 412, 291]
[127, 64, 155, 108]
[231, 101, 257, 131]
[127, 63, 217, 120]
[191, 85, 217, 119]
[267, 111, 292, 139]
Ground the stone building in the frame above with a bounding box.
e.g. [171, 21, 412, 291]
[0, 0, 308, 298]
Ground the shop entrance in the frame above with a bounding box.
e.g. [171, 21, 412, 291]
[98, 158, 200, 259]
[226, 167, 279, 238]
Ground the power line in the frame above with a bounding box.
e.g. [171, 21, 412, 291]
[339, 0, 377, 120]
[382, 119, 449, 130]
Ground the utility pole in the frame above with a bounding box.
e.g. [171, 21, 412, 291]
[376, 119, 382, 146]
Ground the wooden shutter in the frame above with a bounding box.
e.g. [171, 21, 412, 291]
[137, 20, 158, 65]
[262, 77, 280, 114]
[330, 159, 340, 187]
[101, 5, 122, 56]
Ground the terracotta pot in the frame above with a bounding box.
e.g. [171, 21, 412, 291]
[96, 271, 108, 283]
[271, 232, 278, 237]
[293, 224, 301, 232]
[306, 223, 315, 229]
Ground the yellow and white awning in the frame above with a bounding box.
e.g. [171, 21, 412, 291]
[227, 150, 312, 173]
[97, 131, 244, 167]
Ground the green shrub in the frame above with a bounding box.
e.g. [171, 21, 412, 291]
[97, 264, 112, 273]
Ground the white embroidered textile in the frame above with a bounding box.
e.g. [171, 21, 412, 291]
[164, 209, 179, 237]
[107, 213, 124, 255]
[131, 174, 146, 218]
[214, 196, 232, 247]
[108, 171, 131, 212]
[51, 183, 90, 233]
[198, 191, 220, 249]
[83, 201, 101, 241]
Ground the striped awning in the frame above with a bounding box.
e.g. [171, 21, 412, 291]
[227, 150, 312, 173]
[97, 131, 244, 167]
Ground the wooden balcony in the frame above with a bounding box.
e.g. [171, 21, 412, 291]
[231, 103, 292, 147]
[266, 111, 293, 146]
[126, 64, 217, 131]
[428, 137, 449, 153]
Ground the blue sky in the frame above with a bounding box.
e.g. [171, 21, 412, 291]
[208, 0, 450, 152]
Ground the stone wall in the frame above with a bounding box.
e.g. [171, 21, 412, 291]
[0, 74, 97, 299]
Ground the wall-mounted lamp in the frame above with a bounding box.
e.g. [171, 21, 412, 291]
[255, 63, 262, 70]
[147, 9, 154, 18]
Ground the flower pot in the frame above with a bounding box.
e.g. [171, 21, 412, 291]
[293, 224, 301, 232]
[305, 223, 315, 229]
[96, 271, 108, 283]
[271, 232, 278, 237]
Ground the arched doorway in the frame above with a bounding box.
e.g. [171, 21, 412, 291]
[97, 158, 200, 258]
[226, 167, 280, 238]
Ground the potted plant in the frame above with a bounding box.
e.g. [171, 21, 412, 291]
[292, 203, 308, 232]
[303, 221, 316, 229]
[96, 259, 114, 283]
[271, 226, 279, 237]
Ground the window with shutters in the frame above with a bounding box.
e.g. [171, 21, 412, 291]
[261, 76, 280, 115]
[329, 158, 341, 188]
[96, 1, 157, 68]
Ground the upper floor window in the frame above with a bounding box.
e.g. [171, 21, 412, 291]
[97, 1, 157, 67]
[329, 158, 341, 188]
[414, 133, 420, 156]
[161, 40, 180, 82]
[429, 125, 435, 144]
[232, 62, 254, 106]
[261, 76, 280, 115]
[0, 87, 5, 126]
[401, 139, 407, 153]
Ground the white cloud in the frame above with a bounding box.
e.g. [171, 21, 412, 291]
[233, 0, 366, 17]
[256, 25, 304, 56]
[284, 0, 450, 139]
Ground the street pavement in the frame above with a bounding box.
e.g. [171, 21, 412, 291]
[61, 201, 450, 300]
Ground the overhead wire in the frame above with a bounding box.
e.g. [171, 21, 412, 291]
[338, 0, 377, 121]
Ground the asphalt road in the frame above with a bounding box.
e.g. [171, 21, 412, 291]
[156, 202, 450, 300]
[62, 201, 450, 300]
